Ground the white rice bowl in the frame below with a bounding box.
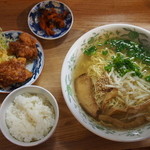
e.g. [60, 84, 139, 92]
[0, 85, 59, 147]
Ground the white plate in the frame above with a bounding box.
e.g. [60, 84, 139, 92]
[0, 30, 44, 93]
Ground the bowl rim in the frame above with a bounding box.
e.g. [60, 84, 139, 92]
[0, 85, 59, 147]
[27, 0, 74, 40]
[61, 23, 150, 142]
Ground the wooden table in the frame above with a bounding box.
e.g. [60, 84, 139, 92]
[0, 0, 150, 149]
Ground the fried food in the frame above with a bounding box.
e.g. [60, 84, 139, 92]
[9, 41, 37, 60]
[9, 33, 38, 60]
[0, 57, 33, 87]
[19, 32, 37, 47]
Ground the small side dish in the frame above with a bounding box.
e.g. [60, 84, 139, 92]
[0, 29, 44, 93]
[28, 0, 73, 40]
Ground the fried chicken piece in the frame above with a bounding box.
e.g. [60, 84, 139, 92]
[9, 33, 38, 60]
[9, 41, 38, 60]
[0, 58, 33, 87]
[19, 32, 37, 47]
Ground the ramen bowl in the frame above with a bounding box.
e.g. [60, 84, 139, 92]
[61, 24, 150, 142]
[0, 85, 59, 146]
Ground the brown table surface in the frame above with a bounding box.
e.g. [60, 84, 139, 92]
[0, 0, 150, 150]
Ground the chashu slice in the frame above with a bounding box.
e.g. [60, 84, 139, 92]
[74, 73, 99, 118]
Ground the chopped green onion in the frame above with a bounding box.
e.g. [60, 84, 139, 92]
[102, 50, 108, 55]
[84, 46, 97, 56]
[145, 76, 150, 82]
[104, 53, 142, 78]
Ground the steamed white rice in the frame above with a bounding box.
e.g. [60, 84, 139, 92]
[5, 93, 55, 143]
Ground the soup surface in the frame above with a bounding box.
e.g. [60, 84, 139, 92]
[74, 37, 150, 130]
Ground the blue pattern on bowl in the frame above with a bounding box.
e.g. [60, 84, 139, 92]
[0, 30, 44, 93]
[28, 0, 73, 40]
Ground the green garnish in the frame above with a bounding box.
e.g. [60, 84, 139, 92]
[104, 63, 113, 72]
[145, 76, 150, 82]
[105, 53, 142, 77]
[102, 50, 108, 55]
[84, 46, 97, 56]
[104, 39, 150, 65]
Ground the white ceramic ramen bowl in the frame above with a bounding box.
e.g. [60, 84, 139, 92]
[0, 85, 59, 147]
[61, 24, 150, 142]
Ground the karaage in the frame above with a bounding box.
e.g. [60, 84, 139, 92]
[0, 57, 33, 87]
[9, 33, 38, 60]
